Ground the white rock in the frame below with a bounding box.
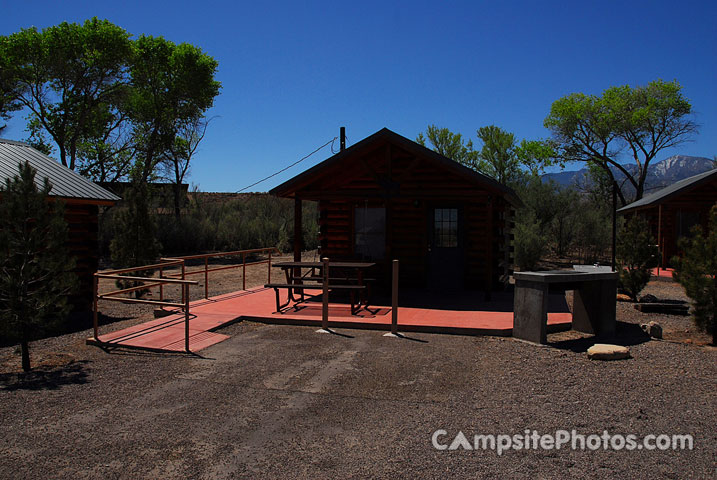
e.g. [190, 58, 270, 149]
[587, 344, 631, 360]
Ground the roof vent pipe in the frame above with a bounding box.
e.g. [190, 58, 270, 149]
[340, 127, 346, 151]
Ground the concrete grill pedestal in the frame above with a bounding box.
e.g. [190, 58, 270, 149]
[513, 269, 618, 345]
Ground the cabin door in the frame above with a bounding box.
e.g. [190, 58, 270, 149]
[427, 207, 464, 290]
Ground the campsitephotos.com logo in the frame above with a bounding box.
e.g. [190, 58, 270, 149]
[432, 429, 694, 455]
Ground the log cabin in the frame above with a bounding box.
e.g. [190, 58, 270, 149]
[617, 168, 717, 267]
[270, 128, 522, 293]
[0, 138, 120, 311]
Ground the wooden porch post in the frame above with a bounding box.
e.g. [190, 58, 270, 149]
[485, 196, 493, 300]
[294, 197, 302, 262]
[657, 204, 663, 273]
[391, 259, 399, 335]
[322, 257, 330, 331]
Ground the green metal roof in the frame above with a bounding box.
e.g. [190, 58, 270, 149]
[617, 168, 717, 213]
[0, 138, 120, 203]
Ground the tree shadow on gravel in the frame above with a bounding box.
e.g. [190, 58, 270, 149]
[0, 312, 133, 348]
[548, 322, 651, 353]
[0, 361, 90, 391]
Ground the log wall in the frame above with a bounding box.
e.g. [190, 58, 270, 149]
[65, 202, 100, 311]
[312, 141, 513, 290]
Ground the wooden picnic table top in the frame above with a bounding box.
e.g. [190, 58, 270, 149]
[273, 261, 376, 269]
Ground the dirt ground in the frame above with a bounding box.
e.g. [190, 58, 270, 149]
[0, 263, 715, 479]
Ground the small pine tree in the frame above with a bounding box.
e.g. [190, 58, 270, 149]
[0, 161, 76, 371]
[673, 204, 717, 345]
[617, 216, 660, 301]
[109, 178, 161, 296]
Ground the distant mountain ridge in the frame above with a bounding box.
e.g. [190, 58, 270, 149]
[543, 155, 716, 194]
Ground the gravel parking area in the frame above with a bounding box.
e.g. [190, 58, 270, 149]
[1, 273, 715, 479]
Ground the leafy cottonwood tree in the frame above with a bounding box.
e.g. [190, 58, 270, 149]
[544, 79, 697, 206]
[0, 66, 21, 134]
[416, 125, 478, 167]
[0, 162, 76, 371]
[673, 204, 717, 345]
[0, 19, 220, 190]
[128, 36, 220, 184]
[418, 124, 557, 186]
[475, 125, 519, 184]
[159, 116, 213, 220]
[0, 18, 133, 171]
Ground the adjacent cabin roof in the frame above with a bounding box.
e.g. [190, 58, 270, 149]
[270, 127, 522, 207]
[0, 138, 120, 204]
[617, 168, 717, 213]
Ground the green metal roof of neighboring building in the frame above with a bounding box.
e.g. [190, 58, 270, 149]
[0, 138, 120, 203]
[617, 168, 717, 213]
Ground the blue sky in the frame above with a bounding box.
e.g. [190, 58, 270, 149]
[1, 0, 715, 192]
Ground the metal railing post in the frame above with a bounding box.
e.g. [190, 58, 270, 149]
[181, 261, 186, 304]
[392, 259, 399, 335]
[93, 274, 99, 341]
[268, 249, 272, 284]
[159, 265, 164, 302]
[184, 283, 190, 353]
[242, 252, 246, 290]
[204, 256, 209, 299]
[322, 257, 329, 330]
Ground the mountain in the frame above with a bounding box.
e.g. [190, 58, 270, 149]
[543, 155, 716, 193]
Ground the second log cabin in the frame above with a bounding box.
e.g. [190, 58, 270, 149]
[270, 128, 522, 293]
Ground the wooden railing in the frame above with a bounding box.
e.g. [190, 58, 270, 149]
[161, 246, 280, 299]
[93, 262, 198, 352]
[92, 247, 281, 352]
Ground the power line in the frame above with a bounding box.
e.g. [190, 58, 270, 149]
[236, 137, 337, 193]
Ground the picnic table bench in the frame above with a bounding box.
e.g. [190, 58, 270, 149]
[266, 261, 375, 314]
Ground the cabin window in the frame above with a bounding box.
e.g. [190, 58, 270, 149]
[434, 208, 458, 247]
[676, 210, 700, 239]
[355, 207, 385, 260]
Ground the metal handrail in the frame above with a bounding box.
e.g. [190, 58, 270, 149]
[93, 268, 198, 352]
[161, 246, 281, 299]
[92, 246, 281, 353]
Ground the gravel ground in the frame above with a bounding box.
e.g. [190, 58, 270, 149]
[1, 269, 715, 479]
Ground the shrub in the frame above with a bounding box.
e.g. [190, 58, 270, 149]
[672, 204, 717, 345]
[514, 210, 544, 271]
[616, 216, 659, 300]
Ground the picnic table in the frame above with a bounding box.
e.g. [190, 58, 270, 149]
[266, 261, 376, 313]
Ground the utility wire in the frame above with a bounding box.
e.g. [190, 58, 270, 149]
[236, 137, 337, 193]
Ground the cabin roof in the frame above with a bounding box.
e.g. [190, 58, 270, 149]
[0, 138, 120, 204]
[270, 127, 522, 207]
[617, 168, 717, 213]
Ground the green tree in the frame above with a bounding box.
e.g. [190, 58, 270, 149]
[416, 125, 478, 167]
[616, 216, 659, 300]
[0, 162, 76, 371]
[475, 125, 519, 184]
[0, 19, 221, 188]
[544, 79, 697, 206]
[128, 36, 220, 183]
[0, 18, 133, 171]
[515, 139, 561, 177]
[672, 204, 717, 345]
[159, 116, 212, 221]
[0, 64, 21, 133]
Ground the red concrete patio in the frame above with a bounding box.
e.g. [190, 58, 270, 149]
[87, 286, 573, 352]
